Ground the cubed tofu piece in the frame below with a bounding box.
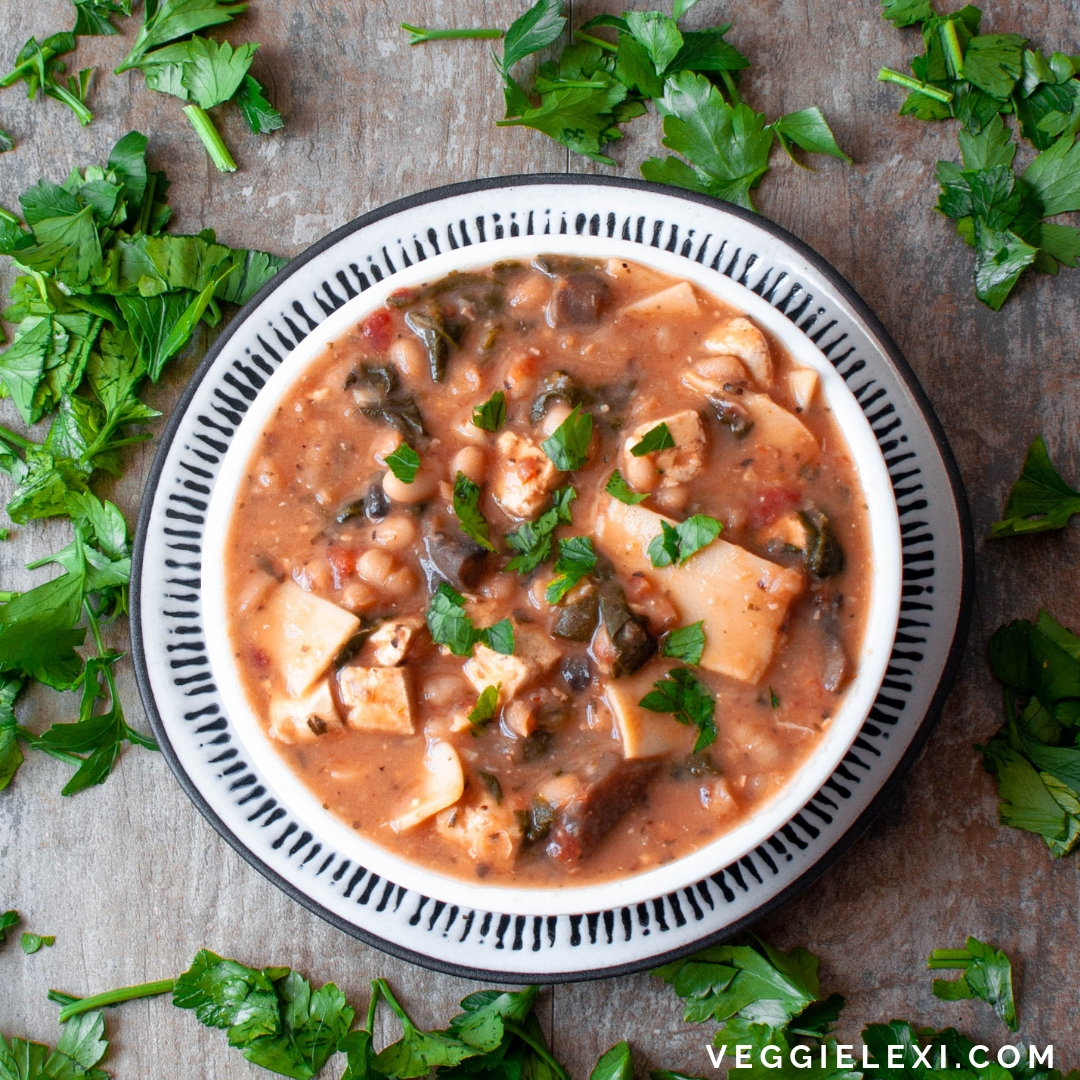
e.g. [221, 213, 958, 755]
[492, 430, 560, 519]
[338, 666, 414, 733]
[758, 511, 811, 551]
[604, 675, 697, 760]
[621, 281, 700, 318]
[434, 802, 523, 870]
[462, 625, 562, 700]
[788, 366, 819, 412]
[268, 679, 341, 743]
[260, 580, 361, 696]
[364, 618, 424, 667]
[741, 392, 819, 462]
[703, 317, 773, 387]
[594, 496, 805, 683]
[625, 409, 706, 487]
[391, 741, 464, 831]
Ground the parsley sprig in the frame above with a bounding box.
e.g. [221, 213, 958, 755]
[991, 435, 1080, 536]
[929, 936, 1017, 1031]
[504, 486, 576, 574]
[425, 584, 514, 658]
[639, 666, 717, 752]
[452, 472, 496, 552]
[880, 3, 1080, 308]
[647, 514, 722, 568]
[545, 535, 596, 604]
[406, 1, 847, 208]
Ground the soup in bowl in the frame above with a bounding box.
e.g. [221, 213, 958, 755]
[202, 237, 901, 915]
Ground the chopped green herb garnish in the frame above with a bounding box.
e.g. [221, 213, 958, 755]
[991, 435, 1080, 536]
[770, 687, 780, 708]
[647, 514, 722, 567]
[639, 667, 717, 752]
[546, 536, 597, 604]
[20, 931, 55, 954]
[385, 443, 420, 484]
[662, 622, 705, 666]
[425, 584, 515, 657]
[929, 936, 1017, 1031]
[630, 422, 675, 456]
[505, 486, 576, 573]
[452, 471, 497, 552]
[605, 469, 649, 505]
[469, 685, 501, 730]
[541, 405, 592, 471]
[472, 390, 507, 432]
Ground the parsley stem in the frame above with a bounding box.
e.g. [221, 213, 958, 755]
[0, 47, 62, 88]
[0, 206, 19, 226]
[503, 1023, 572, 1080]
[400, 23, 502, 45]
[15, 726, 83, 767]
[365, 981, 380, 1032]
[572, 31, 618, 53]
[0, 423, 34, 451]
[135, 172, 158, 236]
[182, 106, 237, 173]
[44, 83, 93, 127]
[877, 68, 954, 103]
[57, 978, 175, 1022]
[720, 69, 741, 105]
[941, 20, 964, 79]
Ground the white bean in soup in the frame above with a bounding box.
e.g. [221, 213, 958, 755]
[224, 255, 870, 887]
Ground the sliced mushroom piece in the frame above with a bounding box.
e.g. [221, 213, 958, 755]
[420, 526, 489, 590]
[598, 580, 656, 677]
[552, 272, 612, 325]
[546, 754, 660, 864]
[390, 741, 465, 831]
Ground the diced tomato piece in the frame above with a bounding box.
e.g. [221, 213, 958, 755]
[749, 486, 800, 528]
[361, 309, 393, 351]
[326, 546, 358, 590]
[250, 648, 270, 671]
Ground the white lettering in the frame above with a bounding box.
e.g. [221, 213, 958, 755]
[998, 1047, 1022, 1069]
[912, 1045, 933, 1068]
[821, 1045, 828, 1069]
[970, 1046, 990, 1069]
[735, 1045, 752, 1069]
[706, 1045, 727, 1069]
[836, 1046, 855, 1069]
[862, 1045, 879, 1069]
[940, 1046, 948, 1069]
[760, 1046, 782, 1069]
[791, 1046, 812, 1069]
[1030, 1046, 1054, 1070]
[888, 1047, 905, 1069]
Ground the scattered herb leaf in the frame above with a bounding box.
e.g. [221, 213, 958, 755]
[471, 390, 507, 432]
[452, 472, 497, 552]
[631, 422, 675, 456]
[546, 536, 597, 604]
[647, 514, 722, 568]
[385, 443, 420, 485]
[991, 435, 1080, 536]
[928, 936, 1017, 1031]
[605, 469, 649, 505]
[469, 685, 501, 729]
[541, 405, 592, 471]
[662, 622, 705, 666]
[639, 667, 717, 752]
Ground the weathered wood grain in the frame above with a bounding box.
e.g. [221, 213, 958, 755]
[3, 0, 1080, 1075]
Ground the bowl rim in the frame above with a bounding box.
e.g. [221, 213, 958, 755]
[200, 232, 900, 916]
[131, 174, 974, 975]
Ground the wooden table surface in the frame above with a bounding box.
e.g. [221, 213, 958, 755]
[3, 1, 1080, 1074]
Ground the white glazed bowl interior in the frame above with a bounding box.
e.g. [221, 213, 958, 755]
[202, 235, 902, 917]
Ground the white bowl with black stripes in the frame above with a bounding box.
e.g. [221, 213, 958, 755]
[132, 177, 972, 980]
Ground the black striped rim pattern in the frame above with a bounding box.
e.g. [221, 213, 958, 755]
[131, 175, 973, 982]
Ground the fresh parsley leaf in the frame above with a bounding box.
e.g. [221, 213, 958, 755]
[505, 486, 576, 573]
[605, 469, 649, 505]
[1023, 133, 1080, 216]
[541, 405, 592, 471]
[385, 443, 420, 484]
[647, 514, 722, 568]
[235, 75, 284, 134]
[116, 0, 248, 72]
[639, 667, 717, 752]
[425, 584, 514, 657]
[373, 979, 476, 1077]
[662, 622, 705, 665]
[20, 931, 55, 954]
[497, 0, 567, 116]
[180, 37, 258, 110]
[546, 536, 596, 604]
[771, 107, 852, 164]
[445, 985, 538, 1052]
[928, 937, 1016, 1031]
[961, 34, 1026, 101]
[73, 0, 131, 36]
[471, 390, 507, 432]
[631, 422, 675, 456]
[881, 0, 934, 29]
[624, 12, 683, 75]
[468, 685, 500, 729]
[0, 910, 19, 943]
[591, 1042, 634, 1080]
[452, 472, 496, 552]
[973, 219, 1037, 310]
[642, 72, 774, 211]
[992, 435, 1080, 536]
[173, 949, 282, 1041]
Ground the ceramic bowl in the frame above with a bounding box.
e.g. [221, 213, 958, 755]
[199, 233, 903, 918]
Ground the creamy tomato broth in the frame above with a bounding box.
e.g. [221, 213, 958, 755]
[223, 255, 870, 886]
